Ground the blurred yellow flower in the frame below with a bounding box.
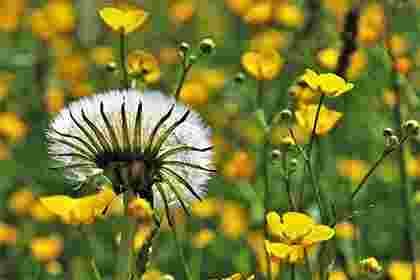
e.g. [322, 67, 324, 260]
[159, 47, 181, 65]
[328, 271, 348, 280]
[142, 269, 164, 280]
[45, 260, 63, 275]
[224, 0, 252, 16]
[335, 222, 358, 240]
[357, 3, 385, 46]
[388, 261, 420, 280]
[317, 48, 340, 70]
[192, 228, 216, 248]
[295, 104, 343, 136]
[30, 200, 56, 223]
[220, 201, 248, 239]
[57, 54, 88, 83]
[40, 187, 117, 224]
[387, 34, 409, 58]
[191, 68, 226, 90]
[31, 236, 64, 262]
[337, 159, 368, 183]
[300, 69, 354, 97]
[0, 141, 10, 160]
[179, 81, 209, 107]
[289, 85, 318, 104]
[241, 50, 284, 80]
[222, 150, 255, 180]
[322, 0, 349, 18]
[31, 8, 55, 41]
[70, 83, 93, 98]
[45, 87, 65, 113]
[243, 2, 272, 25]
[250, 29, 288, 52]
[169, 1, 195, 24]
[8, 189, 35, 216]
[346, 50, 367, 80]
[0, 72, 15, 100]
[383, 89, 397, 108]
[0, 223, 17, 245]
[266, 211, 334, 264]
[274, 3, 304, 28]
[99, 7, 149, 34]
[127, 50, 161, 84]
[191, 198, 220, 218]
[45, 0, 76, 34]
[127, 197, 153, 220]
[0, 0, 25, 32]
[0, 112, 28, 143]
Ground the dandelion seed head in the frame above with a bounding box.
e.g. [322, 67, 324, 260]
[47, 89, 213, 209]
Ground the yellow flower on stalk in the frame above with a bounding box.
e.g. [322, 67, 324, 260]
[388, 261, 420, 280]
[99, 7, 149, 34]
[265, 211, 334, 264]
[40, 187, 117, 225]
[295, 104, 343, 136]
[127, 50, 161, 84]
[300, 69, 354, 97]
[241, 50, 284, 80]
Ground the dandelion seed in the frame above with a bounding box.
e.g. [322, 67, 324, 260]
[47, 89, 213, 209]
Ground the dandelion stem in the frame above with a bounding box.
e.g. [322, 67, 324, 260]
[120, 30, 129, 89]
[116, 190, 138, 280]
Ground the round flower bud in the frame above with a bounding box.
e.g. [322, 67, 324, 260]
[199, 38, 216, 55]
[383, 127, 394, 137]
[105, 61, 118, 73]
[189, 55, 198, 64]
[273, 109, 293, 127]
[271, 149, 281, 159]
[385, 135, 400, 150]
[289, 158, 298, 169]
[403, 119, 420, 137]
[234, 72, 246, 84]
[179, 42, 191, 54]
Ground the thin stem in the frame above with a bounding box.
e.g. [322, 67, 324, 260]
[174, 62, 193, 100]
[262, 139, 273, 280]
[120, 30, 129, 89]
[91, 259, 103, 280]
[81, 226, 103, 280]
[350, 136, 408, 201]
[291, 264, 296, 280]
[282, 149, 296, 210]
[308, 93, 325, 155]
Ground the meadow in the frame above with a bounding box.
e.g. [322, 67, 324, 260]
[0, 0, 419, 279]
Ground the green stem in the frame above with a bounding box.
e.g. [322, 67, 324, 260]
[308, 93, 325, 155]
[174, 62, 193, 100]
[351, 136, 408, 201]
[81, 226, 103, 280]
[116, 191, 138, 280]
[120, 30, 129, 89]
[282, 148, 296, 210]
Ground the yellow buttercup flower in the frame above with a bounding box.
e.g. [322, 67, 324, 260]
[127, 50, 161, 84]
[295, 104, 343, 136]
[265, 211, 334, 264]
[0, 112, 28, 143]
[99, 7, 149, 34]
[8, 189, 35, 216]
[192, 228, 216, 248]
[317, 48, 340, 70]
[241, 50, 284, 80]
[300, 69, 354, 97]
[40, 187, 117, 224]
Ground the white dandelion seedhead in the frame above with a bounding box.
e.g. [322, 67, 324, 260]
[47, 89, 214, 209]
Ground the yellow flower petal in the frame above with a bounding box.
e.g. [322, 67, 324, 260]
[288, 245, 305, 263]
[266, 240, 291, 259]
[303, 225, 335, 245]
[99, 7, 148, 34]
[282, 212, 315, 241]
[300, 69, 320, 90]
[40, 195, 76, 223]
[295, 104, 343, 136]
[241, 50, 283, 80]
[266, 211, 286, 236]
[318, 73, 354, 96]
